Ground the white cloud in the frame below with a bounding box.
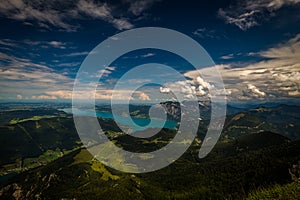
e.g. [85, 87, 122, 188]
[195, 76, 213, 90]
[45, 88, 149, 101]
[288, 90, 300, 96]
[16, 94, 22, 99]
[56, 62, 81, 67]
[160, 34, 300, 102]
[0, 39, 70, 51]
[0, 39, 19, 47]
[77, 0, 133, 30]
[139, 92, 151, 101]
[124, 0, 161, 16]
[260, 34, 300, 59]
[0, 0, 134, 31]
[63, 51, 90, 57]
[95, 66, 116, 77]
[209, 34, 299, 101]
[77, 0, 111, 19]
[126, 79, 152, 84]
[32, 95, 57, 100]
[193, 28, 222, 39]
[141, 53, 155, 58]
[247, 84, 266, 97]
[47, 41, 66, 49]
[45, 91, 72, 99]
[0, 52, 73, 99]
[218, 0, 300, 30]
[161, 70, 216, 100]
[105, 66, 116, 71]
[0, 0, 77, 31]
[159, 87, 170, 93]
[0, 52, 50, 71]
[111, 18, 133, 30]
[220, 54, 234, 60]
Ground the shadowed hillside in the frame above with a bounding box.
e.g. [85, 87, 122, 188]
[1, 132, 300, 199]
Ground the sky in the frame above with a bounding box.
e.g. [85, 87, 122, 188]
[0, 0, 299, 104]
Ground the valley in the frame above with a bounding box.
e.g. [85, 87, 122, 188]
[0, 102, 299, 199]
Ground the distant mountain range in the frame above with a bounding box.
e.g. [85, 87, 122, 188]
[158, 101, 300, 140]
[222, 104, 300, 140]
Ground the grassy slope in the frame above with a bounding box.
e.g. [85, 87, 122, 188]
[0, 117, 81, 166]
[247, 181, 300, 200]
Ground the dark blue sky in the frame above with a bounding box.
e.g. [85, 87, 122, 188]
[0, 0, 299, 103]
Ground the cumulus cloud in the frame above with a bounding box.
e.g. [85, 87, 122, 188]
[195, 76, 214, 90]
[0, 0, 134, 31]
[139, 92, 151, 101]
[161, 70, 217, 100]
[16, 94, 23, 99]
[161, 34, 300, 102]
[247, 84, 266, 97]
[218, 0, 300, 30]
[159, 87, 170, 93]
[210, 34, 299, 101]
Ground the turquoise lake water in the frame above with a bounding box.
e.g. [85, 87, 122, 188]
[61, 108, 177, 132]
[0, 172, 18, 183]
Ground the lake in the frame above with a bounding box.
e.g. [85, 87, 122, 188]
[61, 107, 177, 132]
[0, 172, 18, 183]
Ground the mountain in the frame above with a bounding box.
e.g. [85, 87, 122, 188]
[1, 132, 300, 199]
[159, 101, 248, 121]
[1, 104, 300, 199]
[0, 117, 80, 166]
[221, 104, 300, 140]
[1, 104, 299, 176]
[0, 108, 67, 126]
[0, 114, 125, 176]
